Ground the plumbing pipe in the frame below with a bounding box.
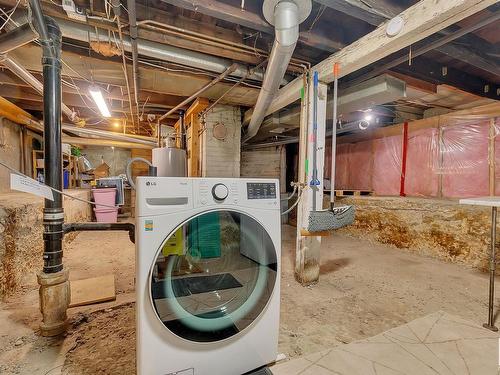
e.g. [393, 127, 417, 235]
[111, 2, 136, 129]
[179, 110, 186, 150]
[63, 222, 135, 243]
[61, 135, 154, 149]
[62, 124, 157, 146]
[127, 0, 140, 117]
[136, 20, 307, 71]
[158, 63, 237, 123]
[10, 13, 266, 82]
[243, 0, 311, 143]
[28, 0, 54, 58]
[38, 15, 64, 274]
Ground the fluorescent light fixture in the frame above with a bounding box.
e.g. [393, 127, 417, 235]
[89, 85, 111, 117]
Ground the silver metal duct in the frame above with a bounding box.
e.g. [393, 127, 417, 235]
[13, 13, 265, 82]
[61, 124, 157, 146]
[0, 53, 80, 123]
[243, 0, 311, 143]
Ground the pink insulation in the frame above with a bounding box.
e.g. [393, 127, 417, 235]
[334, 143, 350, 189]
[372, 135, 402, 196]
[348, 141, 373, 190]
[405, 128, 439, 197]
[324, 116, 496, 198]
[441, 122, 489, 198]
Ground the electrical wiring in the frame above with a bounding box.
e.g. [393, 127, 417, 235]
[0, 0, 21, 33]
[0, 160, 118, 209]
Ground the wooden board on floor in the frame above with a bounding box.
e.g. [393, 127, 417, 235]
[69, 275, 116, 308]
[335, 190, 373, 197]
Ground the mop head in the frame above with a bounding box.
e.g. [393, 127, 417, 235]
[307, 205, 355, 232]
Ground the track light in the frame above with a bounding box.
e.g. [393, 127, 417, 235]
[89, 85, 111, 118]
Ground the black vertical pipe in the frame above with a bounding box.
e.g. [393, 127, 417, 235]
[179, 110, 186, 150]
[40, 16, 63, 274]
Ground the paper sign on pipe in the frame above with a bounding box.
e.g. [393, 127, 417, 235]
[10, 173, 54, 201]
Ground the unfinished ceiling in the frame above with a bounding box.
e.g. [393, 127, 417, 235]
[0, 0, 498, 140]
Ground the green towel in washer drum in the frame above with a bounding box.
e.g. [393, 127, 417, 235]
[188, 212, 221, 258]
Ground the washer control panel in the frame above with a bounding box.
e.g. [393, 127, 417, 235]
[212, 183, 229, 201]
[247, 182, 277, 200]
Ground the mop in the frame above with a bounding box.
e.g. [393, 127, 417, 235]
[307, 64, 355, 233]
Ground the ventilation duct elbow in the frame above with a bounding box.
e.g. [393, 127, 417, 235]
[243, 0, 311, 143]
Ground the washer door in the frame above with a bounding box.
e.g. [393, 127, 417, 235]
[150, 210, 278, 343]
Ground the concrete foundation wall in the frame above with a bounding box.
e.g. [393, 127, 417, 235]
[335, 196, 491, 270]
[82, 146, 131, 176]
[0, 190, 91, 298]
[202, 105, 241, 177]
[0, 118, 22, 192]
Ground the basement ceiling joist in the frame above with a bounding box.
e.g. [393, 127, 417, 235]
[6, 44, 260, 107]
[318, 0, 500, 77]
[259, 0, 498, 120]
[158, 0, 345, 52]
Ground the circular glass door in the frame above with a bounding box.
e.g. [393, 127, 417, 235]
[150, 210, 278, 343]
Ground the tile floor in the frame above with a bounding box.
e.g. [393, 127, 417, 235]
[271, 311, 500, 375]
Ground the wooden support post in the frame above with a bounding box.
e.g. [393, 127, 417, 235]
[489, 118, 496, 196]
[295, 75, 327, 285]
[190, 114, 201, 177]
[183, 98, 209, 177]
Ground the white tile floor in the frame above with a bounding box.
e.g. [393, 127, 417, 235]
[271, 311, 500, 375]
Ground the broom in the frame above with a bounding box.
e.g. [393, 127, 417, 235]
[307, 64, 355, 233]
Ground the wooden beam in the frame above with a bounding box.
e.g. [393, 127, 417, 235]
[318, 0, 500, 76]
[8, 44, 260, 107]
[160, 0, 273, 34]
[159, 0, 344, 52]
[316, 0, 398, 25]
[264, 0, 497, 117]
[393, 56, 500, 100]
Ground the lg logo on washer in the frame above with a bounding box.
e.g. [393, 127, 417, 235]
[145, 181, 157, 187]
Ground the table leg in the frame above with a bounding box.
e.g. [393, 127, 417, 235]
[483, 206, 498, 331]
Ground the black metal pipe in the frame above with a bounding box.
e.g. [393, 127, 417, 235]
[36, 15, 63, 274]
[28, 0, 54, 58]
[179, 110, 186, 150]
[63, 222, 136, 244]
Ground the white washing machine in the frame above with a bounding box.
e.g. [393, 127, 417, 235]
[136, 177, 281, 375]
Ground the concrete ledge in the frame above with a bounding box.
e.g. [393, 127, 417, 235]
[0, 190, 91, 298]
[334, 196, 491, 270]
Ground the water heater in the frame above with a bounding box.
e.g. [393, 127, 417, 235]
[152, 147, 187, 177]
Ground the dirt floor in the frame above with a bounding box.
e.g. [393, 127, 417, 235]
[0, 224, 497, 374]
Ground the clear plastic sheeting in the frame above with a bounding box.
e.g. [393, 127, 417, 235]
[372, 136, 402, 196]
[406, 128, 439, 197]
[325, 106, 499, 198]
[440, 122, 489, 198]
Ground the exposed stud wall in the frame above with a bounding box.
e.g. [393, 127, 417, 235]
[202, 104, 241, 177]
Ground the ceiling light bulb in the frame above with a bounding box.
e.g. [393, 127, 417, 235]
[89, 86, 111, 118]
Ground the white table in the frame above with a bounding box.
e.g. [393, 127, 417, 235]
[459, 197, 500, 331]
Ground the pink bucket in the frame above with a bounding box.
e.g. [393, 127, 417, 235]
[92, 188, 116, 210]
[94, 208, 118, 223]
